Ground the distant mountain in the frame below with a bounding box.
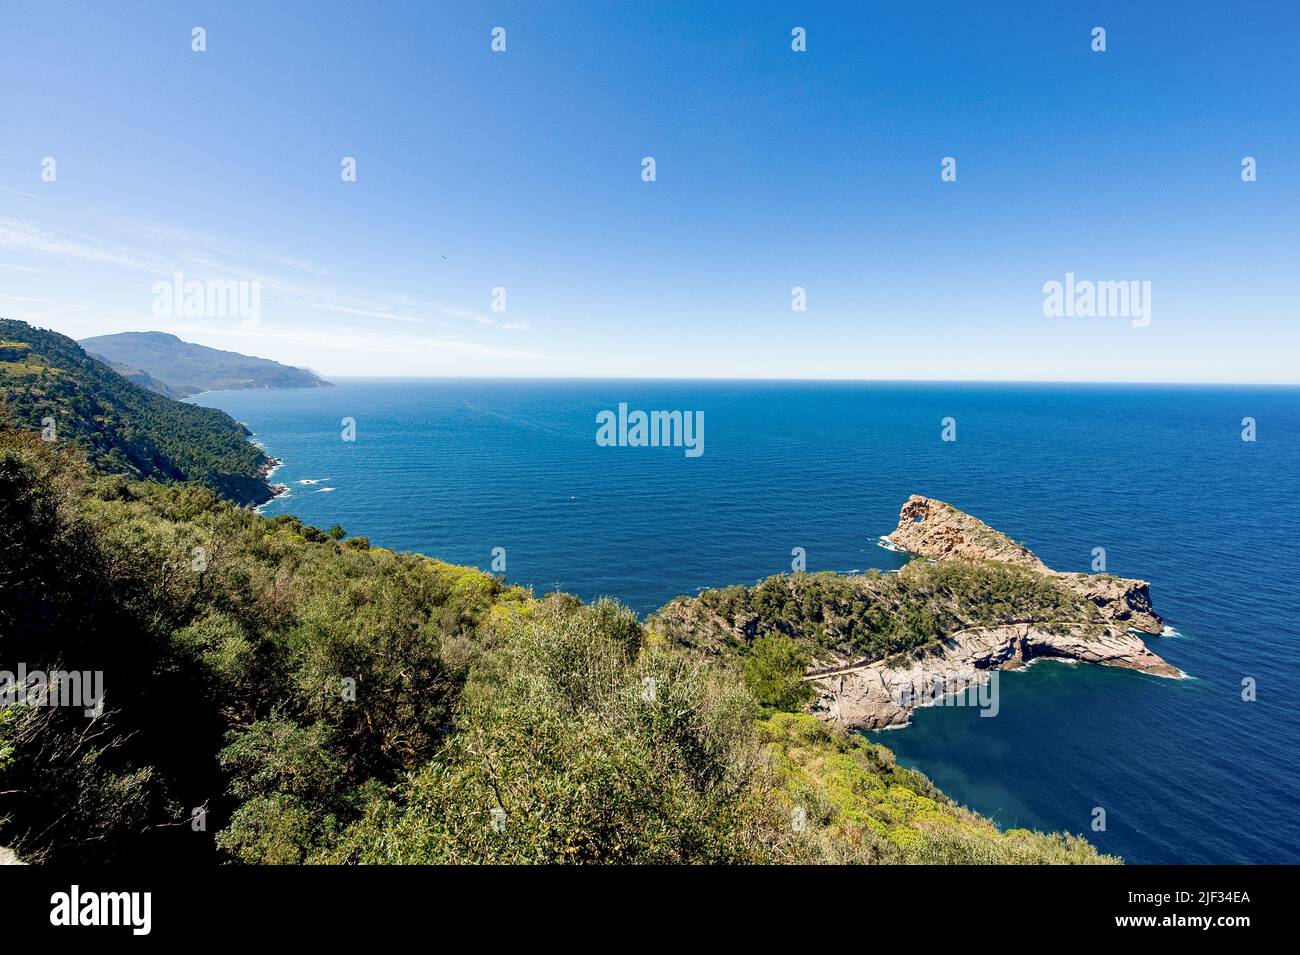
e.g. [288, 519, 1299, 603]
[79, 331, 331, 398]
[1, 319, 277, 505]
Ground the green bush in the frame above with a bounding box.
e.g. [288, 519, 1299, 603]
[743, 634, 814, 711]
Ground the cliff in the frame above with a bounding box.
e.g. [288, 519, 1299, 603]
[808, 496, 1179, 728]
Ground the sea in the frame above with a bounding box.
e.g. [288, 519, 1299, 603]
[194, 379, 1300, 864]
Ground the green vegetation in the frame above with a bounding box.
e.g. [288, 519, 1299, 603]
[654, 563, 1104, 665]
[81, 330, 330, 398]
[0, 421, 1116, 864]
[0, 319, 274, 505]
[324, 598, 781, 863]
[0, 424, 528, 862]
[758, 712, 1112, 863]
[743, 634, 814, 711]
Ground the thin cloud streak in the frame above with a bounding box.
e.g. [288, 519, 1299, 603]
[0, 211, 545, 347]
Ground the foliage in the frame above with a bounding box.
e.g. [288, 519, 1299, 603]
[743, 634, 814, 711]
[756, 712, 1117, 864]
[0, 424, 526, 862]
[326, 599, 789, 863]
[0, 319, 273, 504]
[655, 562, 1101, 663]
[0, 413, 1115, 865]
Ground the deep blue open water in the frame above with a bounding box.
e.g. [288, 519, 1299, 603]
[195, 379, 1300, 864]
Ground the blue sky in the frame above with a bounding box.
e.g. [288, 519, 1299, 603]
[1, 1, 1296, 381]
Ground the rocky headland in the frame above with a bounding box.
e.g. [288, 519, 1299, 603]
[814, 496, 1178, 728]
[653, 495, 1180, 732]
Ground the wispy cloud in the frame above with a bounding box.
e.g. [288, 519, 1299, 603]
[1, 214, 457, 326]
[0, 185, 43, 202]
[0, 206, 557, 366]
[0, 215, 174, 273]
[294, 300, 421, 324]
[430, 302, 495, 325]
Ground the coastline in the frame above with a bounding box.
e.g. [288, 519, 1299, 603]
[254, 451, 287, 510]
[155, 382, 1293, 866]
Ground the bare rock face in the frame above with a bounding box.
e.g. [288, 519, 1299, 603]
[808, 621, 1180, 730]
[886, 495, 1163, 634]
[1058, 572, 1163, 636]
[888, 496, 1048, 571]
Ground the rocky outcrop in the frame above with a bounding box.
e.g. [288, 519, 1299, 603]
[805, 496, 1179, 731]
[1057, 572, 1162, 636]
[808, 621, 1180, 730]
[888, 496, 1048, 571]
[886, 495, 1163, 634]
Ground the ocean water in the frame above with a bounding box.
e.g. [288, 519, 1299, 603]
[194, 379, 1300, 864]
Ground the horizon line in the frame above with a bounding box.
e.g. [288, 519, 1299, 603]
[7, 320, 1290, 388]
[306, 374, 1300, 388]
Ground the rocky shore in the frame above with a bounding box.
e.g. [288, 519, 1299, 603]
[258, 456, 287, 505]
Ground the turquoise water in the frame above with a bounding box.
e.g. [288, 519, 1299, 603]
[195, 379, 1300, 863]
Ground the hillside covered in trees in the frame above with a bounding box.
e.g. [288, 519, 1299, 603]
[0, 320, 276, 505]
[0, 413, 1114, 864]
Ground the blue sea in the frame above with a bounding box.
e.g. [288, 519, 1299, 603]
[195, 379, 1300, 864]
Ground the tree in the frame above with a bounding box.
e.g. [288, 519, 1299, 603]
[743, 634, 813, 711]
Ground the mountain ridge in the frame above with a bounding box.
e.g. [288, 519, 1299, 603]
[79, 330, 331, 399]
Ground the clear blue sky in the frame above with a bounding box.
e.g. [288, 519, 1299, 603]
[1, 1, 1296, 381]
